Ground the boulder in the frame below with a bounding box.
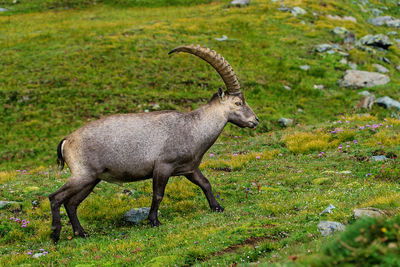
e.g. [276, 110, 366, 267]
[291, 7, 306, 16]
[230, 0, 250, 6]
[332, 27, 348, 36]
[339, 70, 390, 88]
[373, 64, 389, 73]
[359, 34, 393, 50]
[353, 207, 385, 219]
[278, 118, 293, 127]
[318, 221, 346, 237]
[368, 16, 393, 26]
[375, 96, 400, 110]
[123, 207, 155, 224]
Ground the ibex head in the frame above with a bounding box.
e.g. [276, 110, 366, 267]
[169, 45, 259, 128]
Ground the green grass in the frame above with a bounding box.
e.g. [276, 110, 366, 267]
[1, 0, 400, 265]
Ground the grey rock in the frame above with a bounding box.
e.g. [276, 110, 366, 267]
[283, 85, 291, 91]
[371, 155, 388, 161]
[373, 64, 389, 73]
[353, 207, 385, 219]
[348, 62, 358, 70]
[215, 35, 228, 41]
[300, 65, 310, 71]
[315, 44, 332, 52]
[396, 65, 400, 72]
[339, 70, 390, 88]
[387, 31, 398, 36]
[32, 253, 44, 258]
[123, 207, 155, 224]
[344, 32, 356, 44]
[387, 19, 400, 28]
[230, 0, 250, 6]
[380, 57, 391, 64]
[291, 6, 306, 16]
[0, 201, 20, 209]
[332, 27, 349, 36]
[359, 34, 392, 50]
[320, 204, 336, 215]
[326, 14, 357, 23]
[0, 8, 7, 12]
[277, 6, 291, 12]
[368, 16, 393, 26]
[313, 84, 324, 90]
[340, 58, 348, 65]
[318, 221, 346, 237]
[371, 8, 383, 16]
[278, 118, 293, 127]
[376, 96, 400, 110]
[358, 90, 371, 96]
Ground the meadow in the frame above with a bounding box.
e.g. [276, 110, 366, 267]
[1, 0, 400, 265]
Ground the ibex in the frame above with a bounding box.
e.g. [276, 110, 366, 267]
[49, 45, 259, 242]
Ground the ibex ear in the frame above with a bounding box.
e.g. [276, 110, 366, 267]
[217, 88, 225, 99]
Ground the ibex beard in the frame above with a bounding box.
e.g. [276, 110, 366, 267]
[49, 44, 259, 243]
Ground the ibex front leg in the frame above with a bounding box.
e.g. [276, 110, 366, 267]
[148, 165, 171, 227]
[185, 168, 224, 212]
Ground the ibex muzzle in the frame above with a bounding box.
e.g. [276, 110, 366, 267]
[49, 45, 258, 242]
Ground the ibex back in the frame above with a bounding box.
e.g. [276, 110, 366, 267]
[49, 45, 259, 243]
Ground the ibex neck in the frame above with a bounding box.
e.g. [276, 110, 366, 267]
[189, 101, 228, 155]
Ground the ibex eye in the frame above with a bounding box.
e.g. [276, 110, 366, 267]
[235, 102, 242, 106]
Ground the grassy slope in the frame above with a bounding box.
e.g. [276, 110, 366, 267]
[1, 0, 400, 266]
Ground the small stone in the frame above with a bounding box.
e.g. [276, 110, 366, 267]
[0, 8, 7, 12]
[371, 8, 383, 16]
[344, 32, 356, 44]
[387, 31, 398, 36]
[283, 85, 291, 91]
[348, 62, 357, 70]
[215, 35, 228, 42]
[32, 200, 39, 207]
[396, 65, 400, 72]
[371, 155, 388, 161]
[277, 6, 291, 12]
[123, 207, 155, 225]
[326, 14, 357, 23]
[230, 0, 250, 6]
[291, 7, 306, 16]
[320, 204, 336, 215]
[380, 57, 391, 64]
[313, 84, 324, 90]
[376, 96, 400, 110]
[332, 27, 349, 36]
[340, 58, 348, 65]
[358, 90, 371, 96]
[278, 118, 293, 127]
[315, 44, 332, 52]
[373, 64, 389, 73]
[300, 65, 310, 71]
[353, 207, 385, 219]
[339, 70, 390, 88]
[32, 253, 44, 258]
[318, 221, 346, 237]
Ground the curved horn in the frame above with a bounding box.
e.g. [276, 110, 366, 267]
[168, 44, 241, 94]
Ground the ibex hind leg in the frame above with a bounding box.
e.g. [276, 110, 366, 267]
[64, 179, 101, 238]
[49, 175, 97, 243]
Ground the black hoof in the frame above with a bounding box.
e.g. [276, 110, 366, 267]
[212, 205, 224, 212]
[149, 219, 162, 227]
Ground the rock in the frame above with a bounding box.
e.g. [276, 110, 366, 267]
[340, 58, 348, 65]
[277, 6, 291, 12]
[320, 204, 336, 215]
[32, 253, 44, 258]
[332, 27, 348, 36]
[348, 62, 357, 70]
[315, 44, 332, 52]
[387, 19, 400, 28]
[358, 90, 371, 96]
[313, 84, 324, 90]
[283, 85, 291, 91]
[326, 14, 357, 23]
[278, 118, 293, 127]
[359, 34, 393, 50]
[0, 201, 20, 209]
[375, 96, 400, 110]
[373, 64, 389, 73]
[230, 0, 250, 6]
[368, 16, 393, 26]
[371, 155, 388, 161]
[396, 65, 400, 72]
[353, 207, 385, 219]
[356, 94, 375, 109]
[0, 8, 7, 12]
[300, 65, 310, 71]
[215, 35, 228, 41]
[387, 31, 398, 36]
[339, 70, 390, 88]
[318, 221, 346, 237]
[371, 8, 383, 16]
[291, 7, 306, 16]
[123, 207, 155, 224]
[380, 57, 391, 64]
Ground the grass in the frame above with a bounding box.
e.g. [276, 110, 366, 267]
[1, 0, 400, 265]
